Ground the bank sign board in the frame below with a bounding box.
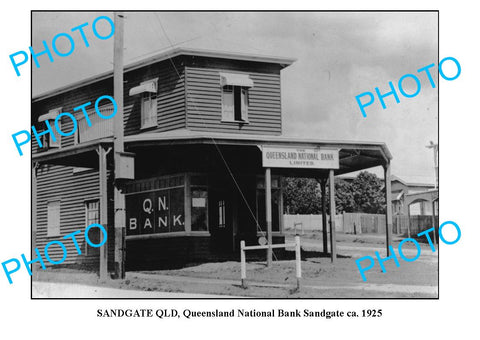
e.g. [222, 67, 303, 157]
[262, 146, 339, 169]
[126, 188, 185, 236]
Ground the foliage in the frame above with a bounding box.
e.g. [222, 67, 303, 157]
[351, 172, 386, 214]
[283, 171, 386, 214]
[284, 177, 321, 214]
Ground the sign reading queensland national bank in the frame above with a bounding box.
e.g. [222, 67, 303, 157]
[262, 146, 339, 169]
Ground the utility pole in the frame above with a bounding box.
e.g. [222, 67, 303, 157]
[426, 141, 438, 189]
[113, 12, 126, 279]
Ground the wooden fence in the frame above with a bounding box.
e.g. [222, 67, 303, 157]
[284, 213, 438, 236]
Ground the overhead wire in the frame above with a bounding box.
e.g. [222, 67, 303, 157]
[150, 13, 279, 261]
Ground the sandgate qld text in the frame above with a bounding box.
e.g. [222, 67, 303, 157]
[97, 308, 381, 319]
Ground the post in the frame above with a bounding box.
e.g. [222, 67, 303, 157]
[240, 240, 246, 288]
[384, 162, 393, 256]
[265, 167, 273, 267]
[431, 200, 437, 248]
[328, 170, 336, 263]
[320, 178, 328, 255]
[32, 163, 38, 279]
[295, 235, 301, 290]
[113, 12, 126, 279]
[406, 204, 412, 238]
[98, 146, 109, 280]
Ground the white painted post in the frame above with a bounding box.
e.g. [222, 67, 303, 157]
[295, 236, 301, 290]
[265, 168, 273, 267]
[240, 240, 246, 288]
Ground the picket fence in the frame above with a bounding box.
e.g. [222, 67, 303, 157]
[284, 213, 438, 235]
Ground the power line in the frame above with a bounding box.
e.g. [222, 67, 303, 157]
[152, 13, 278, 260]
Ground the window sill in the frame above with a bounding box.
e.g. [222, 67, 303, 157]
[72, 167, 94, 174]
[220, 119, 249, 125]
[46, 233, 61, 238]
[256, 231, 283, 236]
[126, 231, 210, 240]
[140, 124, 158, 131]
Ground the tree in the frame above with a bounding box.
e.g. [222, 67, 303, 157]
[351, 171, 385, 214]
[284, 177, 321, 214]
[334, 179, 356, 213]
[283, 171, 386, 215]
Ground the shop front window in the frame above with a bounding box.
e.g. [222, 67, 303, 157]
[126, 176, 185, 236]
[192, 189, 208, 231]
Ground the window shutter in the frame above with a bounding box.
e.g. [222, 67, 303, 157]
[241, 89, 248, 121]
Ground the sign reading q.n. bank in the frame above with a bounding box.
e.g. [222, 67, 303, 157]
[262, 146, 339, 169]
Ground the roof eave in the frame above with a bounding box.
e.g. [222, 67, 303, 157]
[32, 47, 296, 102]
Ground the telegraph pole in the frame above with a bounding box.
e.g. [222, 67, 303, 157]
[113, 12, 126, 279]
[426, 141, 438, 189]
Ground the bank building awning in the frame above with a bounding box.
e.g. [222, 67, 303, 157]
[219, 72, 254, 87]
[129, 79, 158, 96]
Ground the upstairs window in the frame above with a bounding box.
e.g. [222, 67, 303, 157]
[222, 86, 249, 122]
[129, 78, 158, 130]
[220, 73, 253, 123]
[141, 91, 158, 129]
[38, 107, 62, 149]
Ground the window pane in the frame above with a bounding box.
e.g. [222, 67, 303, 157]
[222, 87, 234, 121]
[234, 86, 242, 121]
[192, 189, 208, 231]
[218, 200, 225, 228]
[47, 201, 61, 236]
[141, 94, 157, 129]
[241, 88, 248, 121]
[170, 188, 185, 232]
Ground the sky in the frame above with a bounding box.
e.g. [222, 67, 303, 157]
[31, 11, 438, 182]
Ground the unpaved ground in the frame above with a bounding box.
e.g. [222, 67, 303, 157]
[34, 231, 438, 298]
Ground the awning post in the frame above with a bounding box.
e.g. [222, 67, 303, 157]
[98, 146, 109, 280]
[329, 169, 336, 263]
[384, 162, 393, 256]
[320, 178, 328, 255]
[265, 167, 273, 267]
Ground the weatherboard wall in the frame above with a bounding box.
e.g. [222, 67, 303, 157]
[31, 56, 187, 154]
[184, 57, 283, 135]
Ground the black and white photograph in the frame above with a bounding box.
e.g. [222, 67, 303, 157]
[0, 2, 477, 339]
[29, 11, 439, 298]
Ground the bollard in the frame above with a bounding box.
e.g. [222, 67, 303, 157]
[295, 236, 301, 290]
[240, 240, 247, 288]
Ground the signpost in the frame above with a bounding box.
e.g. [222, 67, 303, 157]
[262, 146, 339, 169]
[261, 146, 339, 265]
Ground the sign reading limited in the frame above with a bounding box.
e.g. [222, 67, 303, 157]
[262, 146, 339, 169]
[126, 188, 185, 235]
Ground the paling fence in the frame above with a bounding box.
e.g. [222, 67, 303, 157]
[284, 213, 439, 236]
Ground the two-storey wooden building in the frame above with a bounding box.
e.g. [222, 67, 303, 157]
[32, 47, 393, 273]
